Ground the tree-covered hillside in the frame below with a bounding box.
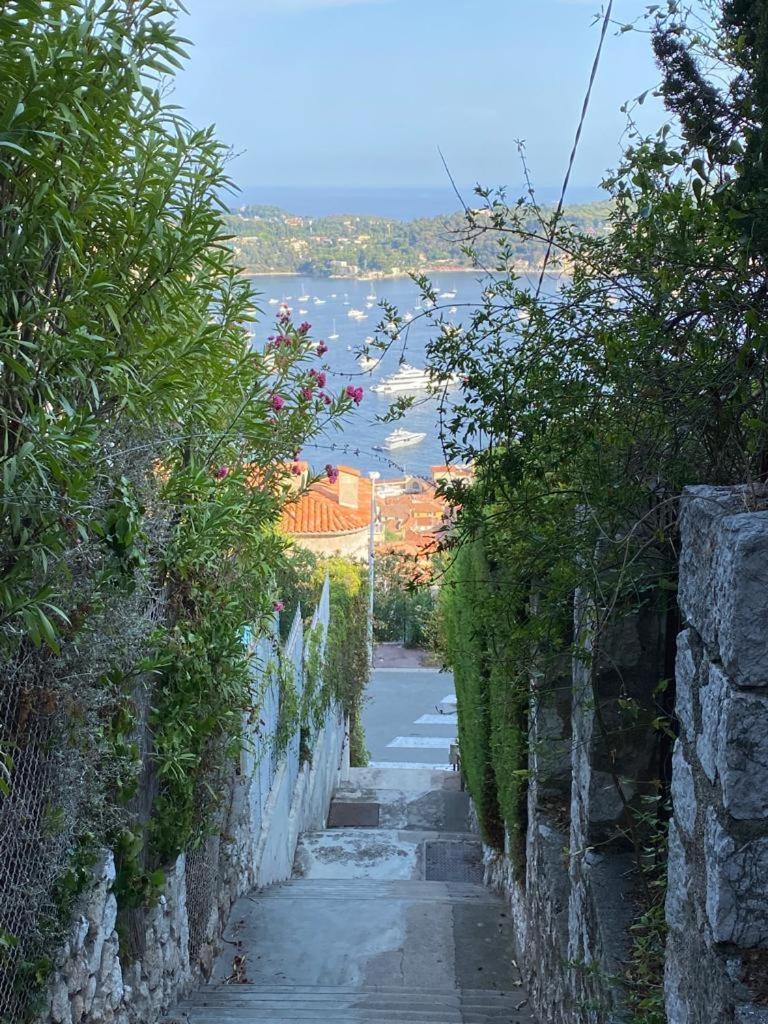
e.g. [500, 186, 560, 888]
[224, 201, 611, 276]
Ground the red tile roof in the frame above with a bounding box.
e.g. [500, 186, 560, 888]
[279, 466, 372, 536]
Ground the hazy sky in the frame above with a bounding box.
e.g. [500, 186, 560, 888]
[173, 1, 664, 191]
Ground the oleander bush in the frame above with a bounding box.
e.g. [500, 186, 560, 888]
[0, 2, 358, 1016]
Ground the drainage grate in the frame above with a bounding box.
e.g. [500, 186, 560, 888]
[327, 800, 380, 828]
[424, 841, 484, 883]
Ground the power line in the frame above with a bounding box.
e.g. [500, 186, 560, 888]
[536, 0, 614, 296]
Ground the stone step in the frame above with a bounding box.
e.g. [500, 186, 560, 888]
[174, 985, 533, 1023]
[252, 878, 496, 904]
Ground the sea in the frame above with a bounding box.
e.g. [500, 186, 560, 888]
[247, 269, 560, 481]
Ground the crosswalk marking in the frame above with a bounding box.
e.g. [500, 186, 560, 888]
[387, 736, 455, 749]
[415, 714, 458, 726]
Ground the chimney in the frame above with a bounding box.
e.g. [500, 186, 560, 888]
[337, 466, 360, 509]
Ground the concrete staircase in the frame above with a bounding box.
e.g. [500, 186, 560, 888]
[167, 767, 535, 1024]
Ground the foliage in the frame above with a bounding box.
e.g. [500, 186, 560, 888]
[224, 202, 612, 277]
[408, 0, 768, 1016]
[277, 551, 371, 766]
[0, 2, 358, 1014]
[372, 551, 438, 648]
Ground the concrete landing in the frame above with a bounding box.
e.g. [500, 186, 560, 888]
[168, 767, 536, 1024]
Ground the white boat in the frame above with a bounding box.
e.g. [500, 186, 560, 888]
[403, 311, 413, 322]
[297, 283, 310, 302]
[267, 297, 279, 305]
[347, 308, 366, 319]
[366, 287, 377, 301]
[371, 363, 433, 394]
[439, 289, 457, 299]
[449, 306, 458, 314]
[365, 301, 374, 309]
[371, 363, 460, 395]
[373, 428, 427, 451]
[328, 318, 339, 340]
[314, 297, 326, 304]
[299, 308, 308, 315]
[359, 354, 378, 370]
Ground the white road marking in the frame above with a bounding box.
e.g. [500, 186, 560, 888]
[415, 714, 458, 726]
[387, 736, 455, 749]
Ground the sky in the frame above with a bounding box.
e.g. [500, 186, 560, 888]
[173, 1, 665, 193]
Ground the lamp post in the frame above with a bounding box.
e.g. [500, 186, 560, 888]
[367, 471, 380, 668]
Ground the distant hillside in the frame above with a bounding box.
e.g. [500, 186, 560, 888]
[223, 201, 612, 277]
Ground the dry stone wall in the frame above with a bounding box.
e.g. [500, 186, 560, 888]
[666, 485, 768, 1024]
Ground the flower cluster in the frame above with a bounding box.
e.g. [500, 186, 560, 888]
[345, 385, 364, 405]
[325, 464, 339, 484]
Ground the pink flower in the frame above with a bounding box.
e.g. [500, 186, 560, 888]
[325, 464, 339, 484]
[273, 600, 285, 612]
[290, 462, 302, 475]
[309, 369, 327, 388]
[277, 305, 291, 323]
[299, 321, 311, 335]
[270, 394, 285, 411]
[301, 387, 314, 401]
[345, 385, 364, 406]
[212, 465, 229, 480]
[316, 341, 328, 356]
[320, 392, 332, 406]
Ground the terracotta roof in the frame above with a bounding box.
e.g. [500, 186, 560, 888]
[279, 466, 373, 537]
[280, 489, 371, 535]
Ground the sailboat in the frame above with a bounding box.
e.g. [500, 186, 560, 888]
[297, 281, 310, 302]
[366, 285, 377, 302]
[328, 318, 340, 340]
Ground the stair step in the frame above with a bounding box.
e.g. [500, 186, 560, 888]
[173, 1016, 528, 1024]
[254, 879, 494, 900]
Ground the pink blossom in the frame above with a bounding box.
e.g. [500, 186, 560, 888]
[316, 341, 328, 356]
[325, 464, 339, 484]
[301, 387, 314, 401]
[212, 465, 229, 480]
[309, 370, 327, 388]
[273, 600, 285, 612]
[277, 305, 291, 323]
[345, 385, 364, 406]
[299, 321, 311, 335]
[290, 462, 302, 476]
[270, 394, 285, 411]
[320, 392, 332, 406]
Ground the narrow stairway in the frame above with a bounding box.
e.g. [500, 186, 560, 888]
[170, 766, 536, 1023]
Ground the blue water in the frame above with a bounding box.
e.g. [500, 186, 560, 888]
[233, 184, 603, 221]
[248, 270, 556, 480]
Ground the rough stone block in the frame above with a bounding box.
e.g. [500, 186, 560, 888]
[705, 809, 768, 946]
[666, 822, 693, 934]
[735, 1007, 768, 1024]
[717, 690, 768, 820]
[716, 512, 768, 689]
[697, 661, 728, 784]
[671, 743, 697, 839]
[680, 486, 768, 688]
[676, 629, 699, 743]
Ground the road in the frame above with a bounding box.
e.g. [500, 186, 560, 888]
[363, 645, 457, 769]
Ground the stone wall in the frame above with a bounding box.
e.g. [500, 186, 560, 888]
[666, 485, 768, 1024]
[482, 581, 669, 1024]
[39, 584, 349, 1024]
[470, 484, 768, 1022]
[42, 706, 347, 1024]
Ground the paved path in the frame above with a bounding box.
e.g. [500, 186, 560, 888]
[167, 646, 535, 1024]
[168, 767, 535, 1023]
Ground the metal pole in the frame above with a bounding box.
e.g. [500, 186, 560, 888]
[367, 471, 379, 668]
